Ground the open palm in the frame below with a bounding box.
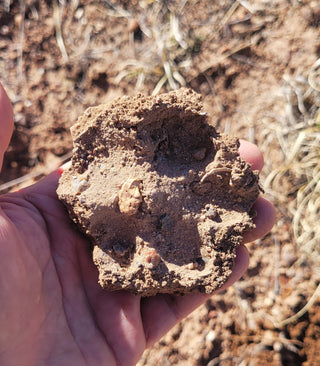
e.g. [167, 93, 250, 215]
[0, 83, 275, 366]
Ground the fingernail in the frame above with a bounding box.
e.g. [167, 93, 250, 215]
[56, 161, 71, 176]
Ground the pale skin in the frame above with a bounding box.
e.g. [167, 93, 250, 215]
[0, 83, 276, 366]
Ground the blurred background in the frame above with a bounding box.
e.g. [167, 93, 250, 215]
[1, 0, 320, 364]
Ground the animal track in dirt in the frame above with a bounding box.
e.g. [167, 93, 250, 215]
[57, 88, 260, 296]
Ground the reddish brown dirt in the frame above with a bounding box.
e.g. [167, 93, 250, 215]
[57, 88, 260, 296]
[1, 0, 320, 365]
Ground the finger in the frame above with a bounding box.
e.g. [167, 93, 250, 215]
[0, 82, 14, 170]
[239, 139, 264, 172]
[243, 196, 276, 243]
[238, 140, 276, 241]
[141, 245, 249, 347]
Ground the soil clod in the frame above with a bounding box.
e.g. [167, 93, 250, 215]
[57, 88, 260, 296]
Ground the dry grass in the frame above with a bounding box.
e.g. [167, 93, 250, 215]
[260, 66, 320, 325]
[110, 0, 195, 94]
[48, 0, 260, 96]
[109, 0, 260, 94]
[262, 70, 320, 263]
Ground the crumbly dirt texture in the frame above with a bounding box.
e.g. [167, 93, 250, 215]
[3, 0, 320, 363]
[57, 88, 260, 296]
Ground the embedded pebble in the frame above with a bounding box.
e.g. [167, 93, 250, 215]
[118, 178, 142, 215]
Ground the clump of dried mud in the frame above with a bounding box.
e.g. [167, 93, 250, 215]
[57, 88, 260, 296]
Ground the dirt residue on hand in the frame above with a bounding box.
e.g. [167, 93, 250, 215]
[57, 88, 260, 296]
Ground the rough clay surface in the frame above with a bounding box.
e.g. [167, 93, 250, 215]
[57, 88, 260, 296]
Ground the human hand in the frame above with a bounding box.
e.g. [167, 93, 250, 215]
[0, 83, 275, 366]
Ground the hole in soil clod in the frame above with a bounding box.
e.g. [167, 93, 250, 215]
[141, 113, 217, 174]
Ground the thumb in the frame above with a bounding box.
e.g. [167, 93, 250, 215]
[0, 82, 14, 170]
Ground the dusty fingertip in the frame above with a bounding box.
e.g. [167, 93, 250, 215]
[239, 139, 264, 172]
[243, 196, 276, 243]
[253, 196, 276, 236]
[234, 245, 250, 277]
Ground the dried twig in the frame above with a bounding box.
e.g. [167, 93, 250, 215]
[170, 13, 188, 50]
[0, 152, 72, 193]
[53, 0, 69, 62]
[17, 0, 26, 85]
[275, 283, 320, 328]
[0, 170, 46, 192]
[219, 1, 240, 30]
[104, 0, 131, 18]
[274, 235, 281, 296]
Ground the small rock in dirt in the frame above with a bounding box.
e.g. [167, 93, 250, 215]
[281, 243, 298, 267]
[57, 88, 260, 296]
